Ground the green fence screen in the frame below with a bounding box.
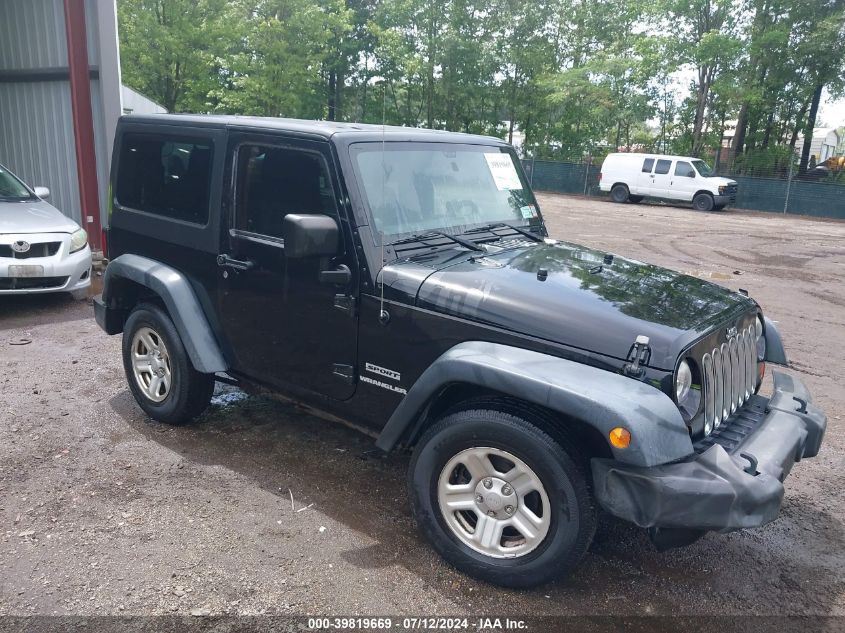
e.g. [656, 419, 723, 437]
[523, 159, 845, 220]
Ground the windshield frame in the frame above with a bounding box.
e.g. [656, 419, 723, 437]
[347, 140, 543, 248]
[0, 163, 36, 202]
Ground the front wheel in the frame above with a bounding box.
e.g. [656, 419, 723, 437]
[408, 406, 596, 588]
[693, 193, 715, 212]
[122, 303, 215, 424]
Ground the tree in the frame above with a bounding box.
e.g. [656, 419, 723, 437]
[118, 0, 237, 112]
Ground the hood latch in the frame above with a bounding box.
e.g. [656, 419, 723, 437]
[623, 335, 651, 377]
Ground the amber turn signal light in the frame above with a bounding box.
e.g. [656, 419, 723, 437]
[609, 427, 631, 449]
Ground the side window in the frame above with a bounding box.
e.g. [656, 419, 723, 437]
[675, 161, 695, 177]
[234, 145, 336, 239]
[116, 133, 213, 224]
[642, 158, 655, 173]
[654, 159, 672, 175]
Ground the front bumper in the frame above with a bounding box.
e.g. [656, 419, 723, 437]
[591, 370, 825, 533]
[714, 193, 736, 206]
[0, 232, 91, 294]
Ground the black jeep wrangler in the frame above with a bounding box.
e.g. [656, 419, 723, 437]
[95, 114, 826, 588]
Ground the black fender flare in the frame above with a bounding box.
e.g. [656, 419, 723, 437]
[102, 254, 227, 374]
[763, 316, 788, 365]
[376, 341, 693, 468]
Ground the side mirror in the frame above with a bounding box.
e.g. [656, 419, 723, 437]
[283, 214, 339, 258]
[688, 173, 696, 178]
[33, 186, 50, 198]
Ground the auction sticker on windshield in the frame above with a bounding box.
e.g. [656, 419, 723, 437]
[484, 153, 522, 190]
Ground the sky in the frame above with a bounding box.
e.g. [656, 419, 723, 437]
[818, 90, 845, 129]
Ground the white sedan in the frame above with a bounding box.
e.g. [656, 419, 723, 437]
[0, 162, 92, 297]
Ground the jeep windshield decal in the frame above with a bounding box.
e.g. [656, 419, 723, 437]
[350, 142, 539, 241]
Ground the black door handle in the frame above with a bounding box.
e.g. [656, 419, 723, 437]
[319, 264, 352, 285]
[217, 254, 255, 271]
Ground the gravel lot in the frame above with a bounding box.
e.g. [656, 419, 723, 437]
[1, 193, 843, 619]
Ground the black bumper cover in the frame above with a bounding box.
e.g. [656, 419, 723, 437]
[592, 370, 825, 533]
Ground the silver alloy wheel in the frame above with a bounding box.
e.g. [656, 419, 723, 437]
[131, 326, 172, 403]
[437, 447, 551, 559]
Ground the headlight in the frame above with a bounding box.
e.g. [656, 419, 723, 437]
[755, 315, 765, 360]
[675, 359, 692, 402]
[718, 185, 727, 194]
[69, 227, 88, 253]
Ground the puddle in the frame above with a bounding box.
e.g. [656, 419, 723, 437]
[210, 388, 249, 407]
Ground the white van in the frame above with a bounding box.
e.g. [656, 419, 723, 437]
[598, 153, 738, 211]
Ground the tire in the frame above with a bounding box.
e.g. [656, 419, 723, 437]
[408, 406, 596, 588]
[122, 303, 214, 425]
[628, 195, 644, 204]
[610, 184, 629, 203]
[693, 192, 715, 212]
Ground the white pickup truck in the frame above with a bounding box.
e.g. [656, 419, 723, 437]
[599, 153, 738, 211]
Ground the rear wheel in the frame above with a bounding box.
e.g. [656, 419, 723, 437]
[693, 192, 715, 212]
[408, 406, 596, 588]
[610, 184, 629, 203]
[122, 303, 214, 424]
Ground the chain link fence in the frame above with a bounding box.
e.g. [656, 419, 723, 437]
[522, 155, 845, 220]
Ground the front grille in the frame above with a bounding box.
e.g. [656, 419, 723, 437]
[701, 324, 758, 433]
[0, 276, 68, 290]
[0, 242, 61, 259]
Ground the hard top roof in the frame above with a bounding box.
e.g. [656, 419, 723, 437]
[119, 113, 508, 146]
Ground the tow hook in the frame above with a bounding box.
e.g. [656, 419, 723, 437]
[739, 452, 759, 476]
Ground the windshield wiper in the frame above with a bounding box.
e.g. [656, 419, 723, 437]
[462, 222, 543, 242]
[389, 230, 484, 252]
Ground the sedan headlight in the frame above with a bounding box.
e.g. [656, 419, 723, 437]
[69, 227, 88, 253]
[755, 315, 765, 361]
[676, 359, 692, 402]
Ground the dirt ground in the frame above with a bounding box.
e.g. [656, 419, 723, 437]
[1, 193, 843, 620]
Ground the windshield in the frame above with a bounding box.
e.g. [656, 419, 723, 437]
[0, 165, 34, 201]
[692, 160, 714, 177]
[350, 143, 539, 239]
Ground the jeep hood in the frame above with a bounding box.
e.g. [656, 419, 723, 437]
[384, 241, 755, 370]
[0, 199, 80, 235]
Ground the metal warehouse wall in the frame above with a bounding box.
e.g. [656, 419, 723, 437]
[0, 0, 121, 228]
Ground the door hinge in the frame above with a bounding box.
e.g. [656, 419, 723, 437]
[332, 363, 355, 384]
[333, 294, 356, 316]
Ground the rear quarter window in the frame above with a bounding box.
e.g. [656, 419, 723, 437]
[115, 133, 213, 225]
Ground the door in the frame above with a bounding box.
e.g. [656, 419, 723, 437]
[634, 157, 656, 195]
[648, 158, 673, 197]
[216, 135, 358, 400]
[671, 160, 698, 201]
